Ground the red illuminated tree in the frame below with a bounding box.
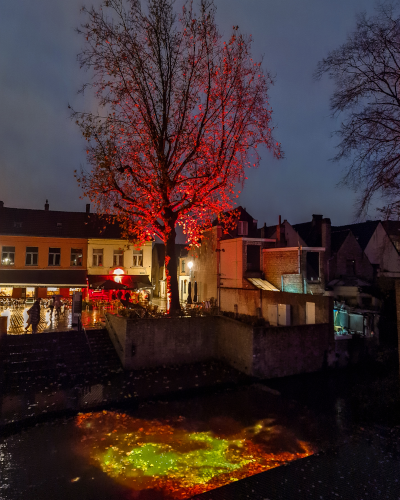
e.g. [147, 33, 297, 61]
[73, 0, 281, 312]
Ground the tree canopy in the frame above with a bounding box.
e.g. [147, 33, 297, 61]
[315, 1, 400, 219]
[73, 0, 281, 311]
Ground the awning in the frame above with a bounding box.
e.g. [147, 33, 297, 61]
[0, 269, 87, 287]
[246, 278, 279, 291]
[87, 274, 152, 290]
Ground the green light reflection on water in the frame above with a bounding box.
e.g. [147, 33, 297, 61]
[101, 431, 251, 485]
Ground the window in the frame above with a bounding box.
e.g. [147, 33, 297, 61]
[71, 248, 83, 266]
[93, 249, 103, 266]
[246, 245, 260, 271]
[48, 248, 61, 266]
[26, 247, 38, 266]
[1, 246, 15, 265]
[47, 287, 60, 296]
[181, 260, 185, 273]
[306, 252, 320, 281]
[238, 221, 248, 236]
[13, 222, 22, 228]
[113, 249, 124, 267]
[346, 259, 356, 276]
[26, 287, 35, 298]
[133, 250, 143, 267]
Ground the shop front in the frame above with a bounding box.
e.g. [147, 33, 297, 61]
[0, 269, 88, 300]
[87, 270, 153, 302]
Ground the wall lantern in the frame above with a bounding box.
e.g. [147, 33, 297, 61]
[113, 267, 125, 283]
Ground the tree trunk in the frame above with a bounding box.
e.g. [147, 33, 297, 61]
[164, 218, 181, 314]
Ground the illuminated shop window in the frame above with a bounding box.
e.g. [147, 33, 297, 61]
[93, 248, 103, 266]
[26, 287, 35, 298]
[133, 250, 143, 267]
[113, 249, 124, 267]
[26, 247, 38, 266]
[47, 287, 60, 296]
[69, 288, 82, 295]
[1, 246, 15, 265]
[71, 248, 83, 266]
[48, 248, 61, 266]
[0, 287, 12, 296]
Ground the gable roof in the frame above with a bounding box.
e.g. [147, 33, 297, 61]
[0, 206, 124, 239]
[331, 229, 351, 254]
[332, 221, 380, 250]
[292, 221, 321, 247]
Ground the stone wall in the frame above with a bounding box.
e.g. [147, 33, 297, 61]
[106, 312, 334, 379]
[106, 314, 217, 370]
[252, 323, 333, 378]
[214, 316, 254, 375]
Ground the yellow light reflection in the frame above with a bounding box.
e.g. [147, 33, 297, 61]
[75, 412, 315, 499]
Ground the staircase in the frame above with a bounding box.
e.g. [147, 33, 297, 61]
[0, 329, 122, 385]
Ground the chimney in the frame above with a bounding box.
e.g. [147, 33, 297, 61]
[0, 201, 3, 208]
[276, 215, 282, 247]
[44, 199, 49, 211]
[86, 203, 91, 214]
[321, 217, 331, 280]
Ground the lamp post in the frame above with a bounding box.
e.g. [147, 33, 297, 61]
[187, 261, 193, 304]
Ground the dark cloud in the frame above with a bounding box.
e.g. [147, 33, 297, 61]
[0, 0, 378, 224]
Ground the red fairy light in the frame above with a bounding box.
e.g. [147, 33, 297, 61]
[74, 0, 281, 312]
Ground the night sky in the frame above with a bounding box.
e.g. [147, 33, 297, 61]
[1, 0, 379, 229]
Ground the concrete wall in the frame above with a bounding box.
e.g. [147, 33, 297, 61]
[214, 316, 254, 375]
[106, 314, 217, 370]
[252, 324, 333, 379]
[106, 311, 334, 379]
[219, 287, 333, 327]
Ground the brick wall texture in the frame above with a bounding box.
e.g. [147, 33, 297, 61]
[263, 249, 298, 289]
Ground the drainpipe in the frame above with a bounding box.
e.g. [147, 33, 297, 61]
[298, 246, 303, 293]
[298, 246, 301, 273]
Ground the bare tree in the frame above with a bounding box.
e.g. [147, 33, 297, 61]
[72, 0, 281, 312]
[315, 1, 400, 219]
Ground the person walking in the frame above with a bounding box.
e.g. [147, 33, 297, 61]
[28, 298, 41, 334]
[54, 296, 61, 319]
[48, 297, 54, 320]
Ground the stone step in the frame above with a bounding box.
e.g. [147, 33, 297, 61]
[1, 329, 121, 380]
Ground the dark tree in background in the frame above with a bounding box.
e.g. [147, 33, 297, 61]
[73, 0, 280, 312]
[315, 2, 400, 219]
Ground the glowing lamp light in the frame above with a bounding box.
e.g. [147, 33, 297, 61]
[187, 261, 193, 270]
[113, 268, 125, 284]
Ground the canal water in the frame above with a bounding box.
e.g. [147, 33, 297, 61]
[0, 386, 321, 500]
[1, 350, 399, 500]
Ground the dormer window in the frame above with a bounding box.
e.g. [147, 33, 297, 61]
[238, 221, 248, 236]
[13, 222, 22, 228]
[57, 222, 62, 228]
